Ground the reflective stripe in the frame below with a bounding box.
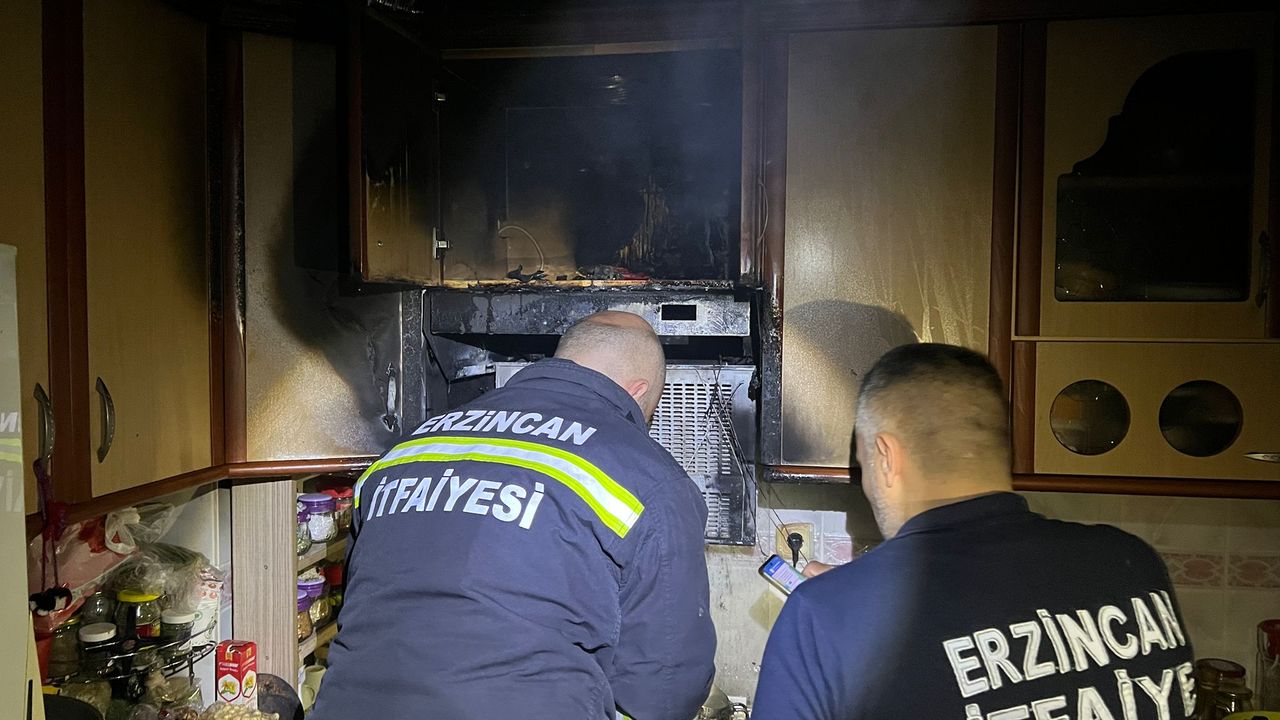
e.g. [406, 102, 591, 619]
[0, 451, 21, 464]
[0, 438, 21, 447]
[355, 435, 644, 537]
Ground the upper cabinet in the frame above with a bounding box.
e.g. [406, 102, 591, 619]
[0, 0, 48, 515]
[773, 25, 998, 467]
[1033, 12, 1276, 339]
[82, 0, 213, 496]
[347, 10, 442, 285]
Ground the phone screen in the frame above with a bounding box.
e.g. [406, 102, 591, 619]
[759, 554, 807, 595]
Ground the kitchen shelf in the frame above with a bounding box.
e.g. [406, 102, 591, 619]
[297, 535, 348, 573]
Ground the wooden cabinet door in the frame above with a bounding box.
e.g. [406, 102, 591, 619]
[347, 9, 441, 285]
[82, 0, 211, 496]
[0, 0, 49, 514]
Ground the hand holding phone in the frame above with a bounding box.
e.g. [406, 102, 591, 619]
[759, 554, 807, 595]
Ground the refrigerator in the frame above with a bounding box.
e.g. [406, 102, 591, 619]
[2, 244, 46, 719]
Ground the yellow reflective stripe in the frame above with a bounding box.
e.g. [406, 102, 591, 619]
[0, 451, 23, 464]
[358, 435, 644, 537]
[0, 437, 22, 446]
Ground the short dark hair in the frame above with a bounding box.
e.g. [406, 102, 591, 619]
[855, 343, 1010, 475]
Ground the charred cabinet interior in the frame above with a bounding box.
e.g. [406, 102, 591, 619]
[437, 49, 743, 284]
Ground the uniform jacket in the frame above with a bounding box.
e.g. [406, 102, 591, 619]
[312, 358, 716, 720]
[753, 493, 1195, 720]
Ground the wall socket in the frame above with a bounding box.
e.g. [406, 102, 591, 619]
[775, 522, 814, 562]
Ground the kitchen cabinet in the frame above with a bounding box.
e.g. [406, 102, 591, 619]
[347, 8, 442, 285]
[0, 0, 48, 515]
[82, 0, 212, 496]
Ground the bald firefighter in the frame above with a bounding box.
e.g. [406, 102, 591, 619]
[313, 311, 716, 720]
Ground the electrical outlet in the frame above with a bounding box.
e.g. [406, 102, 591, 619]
[775, 522, 814, 562]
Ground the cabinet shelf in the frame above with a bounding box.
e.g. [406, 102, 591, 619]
[296, 535, 348, 574]
[298, 620, 339, 662]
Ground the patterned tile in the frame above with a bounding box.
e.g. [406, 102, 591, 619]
[1160, 551, 1225, 588]
[822, 535, 854, 564]
[1226, 554, 1280, 589]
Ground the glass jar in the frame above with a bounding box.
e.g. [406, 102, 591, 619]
[297, 591, 314, 641]
[78, 622, 119, 678]
[1212, 686, 1253, 717]
[299, 574, 328, 625]
[310, 594, 332, 626]
[115, 590, 162, 641]
[296, 509, 313, 556]
[48, 616, 82, 680]
[160, 610, 197, 664]
[299, 493, 338, 542]
[1196, 658, 1247, 720]
[1258, 619, 1280, 711]
[81, 591, 115, 625]
[331, 487, 354, 533]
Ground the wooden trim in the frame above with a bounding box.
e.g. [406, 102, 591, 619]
[42, 0, 92, 505]
[207, 30, 226, 467]
[761, 465, 1280, 499]
[752, 0, 1275, 34]
[988, 23, 1020, 395]
[737, 3, 761, 284]
[57, 465, 225, 529]
[225, 457, 374, 478]
[438, 2, 740, 50]
[344, 1, 368, 280]
[230, 478, 297, 683]
[219, 30, 248, 463]
[440, 38, 736, 60]
[1014, 21, 1046, 338]
[1011, 341, 1038, 474]
[1269, 12, 1280, 338]
[760, 34, 788, 313]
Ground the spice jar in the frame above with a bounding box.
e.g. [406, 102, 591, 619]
[297, 591, 314, 642]
[1212, 685, 1253, 717]
[78, 622, 119, 678]
[115, 590, 163, 641]
[330, 487, 354, 533]
[81, 590, 115, 625]
[296, 509, 313, 556]
[299, 574, 329, 625]
[1195, 659, 1248, 720]
[160, 610, 197, 663]
[48, 616, 82, 680]
[299, 493, 338, 542]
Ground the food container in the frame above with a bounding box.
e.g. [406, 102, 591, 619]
[81, 591, 115, 625]
[161, 610, 198, 663]
[48, 616, 82, 680]
[328, 487, 354, 533]
[298, 575, 330, 625]
[297, 591, 314, 641]
[78, 622, 119, 678]
[309, 594, 331, 626]
[298, 494, 337, 542]
[296, 510, 312, 556]
[115, 590, 163, 640]
[1259, 619, 1280, 710]
[1213, 686, 1253, 716]
[322, 564, 345, 614]
[215, 640, 258, 708]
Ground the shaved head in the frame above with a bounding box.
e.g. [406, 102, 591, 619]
[555, 311, 667, 421]
[854, 343, 1011, 538]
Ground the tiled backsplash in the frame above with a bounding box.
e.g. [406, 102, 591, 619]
[708, 485, 1280, 702]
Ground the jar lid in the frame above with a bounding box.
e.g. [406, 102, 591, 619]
[117, 590, 161, 603]
[57, 616, 82, 630]
[1197, 658, 1246, 678]
[298, 576, 327, 590]
[334, 487, 354, 498]
[162, 610, 197, 624]
[298, 509, 310, 522]
[323, 563, 344, 586]
[79, 622, 118, 643]
[297, 591, 312, 612]
[298, 493, 335, 512]
[1261, 618, 1280, 658]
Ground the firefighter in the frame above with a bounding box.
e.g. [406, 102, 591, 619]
[312, 311, 716, 720]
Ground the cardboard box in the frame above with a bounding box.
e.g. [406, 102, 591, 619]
[216, 640, 258, 708]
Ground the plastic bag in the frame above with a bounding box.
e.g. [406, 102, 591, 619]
[60, 680, 112, 718]
[106, 503, 179, 554]
[199, 703, 280, 720]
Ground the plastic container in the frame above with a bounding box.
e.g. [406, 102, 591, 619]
[299, 494, 337, 542]
[296, 509, 312, 556]
[161, 610, 197, 663]
[48, 616, 82, 680]
[297, 591, 314, 641]
[78, 622, 119, 678]
[115, 590, 162, 640]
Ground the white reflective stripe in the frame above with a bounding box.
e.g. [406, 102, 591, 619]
[377, 439, 641, 530]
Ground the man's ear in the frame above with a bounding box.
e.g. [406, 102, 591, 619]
[624, 378, 650, 407]
[875, 433, 902, 487]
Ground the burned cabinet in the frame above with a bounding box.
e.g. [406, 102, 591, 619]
[1035, 12, 1276, 339]
[346, 8, 442, 285]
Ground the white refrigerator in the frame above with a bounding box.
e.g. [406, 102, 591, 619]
[1, 244, 46, 718]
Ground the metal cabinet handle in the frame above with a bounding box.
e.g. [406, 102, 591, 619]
[1245, 452, 1280, 463]
[95, 377, 115, 462]
[33, 383, 55, 465]
[1258, 231, 1272, 308]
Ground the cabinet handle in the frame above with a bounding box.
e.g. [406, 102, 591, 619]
[1258, 231, 1272, 308]
[33, 383, 54, 466]
[95, 377, 115, 463]
[1245, 452, 1280, 463]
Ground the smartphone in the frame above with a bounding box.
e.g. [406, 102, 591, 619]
[758, 554, 807, 595]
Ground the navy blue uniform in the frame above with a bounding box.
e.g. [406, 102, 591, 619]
[754, 493, 1194, 720]
[313, 359, 716, 720]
